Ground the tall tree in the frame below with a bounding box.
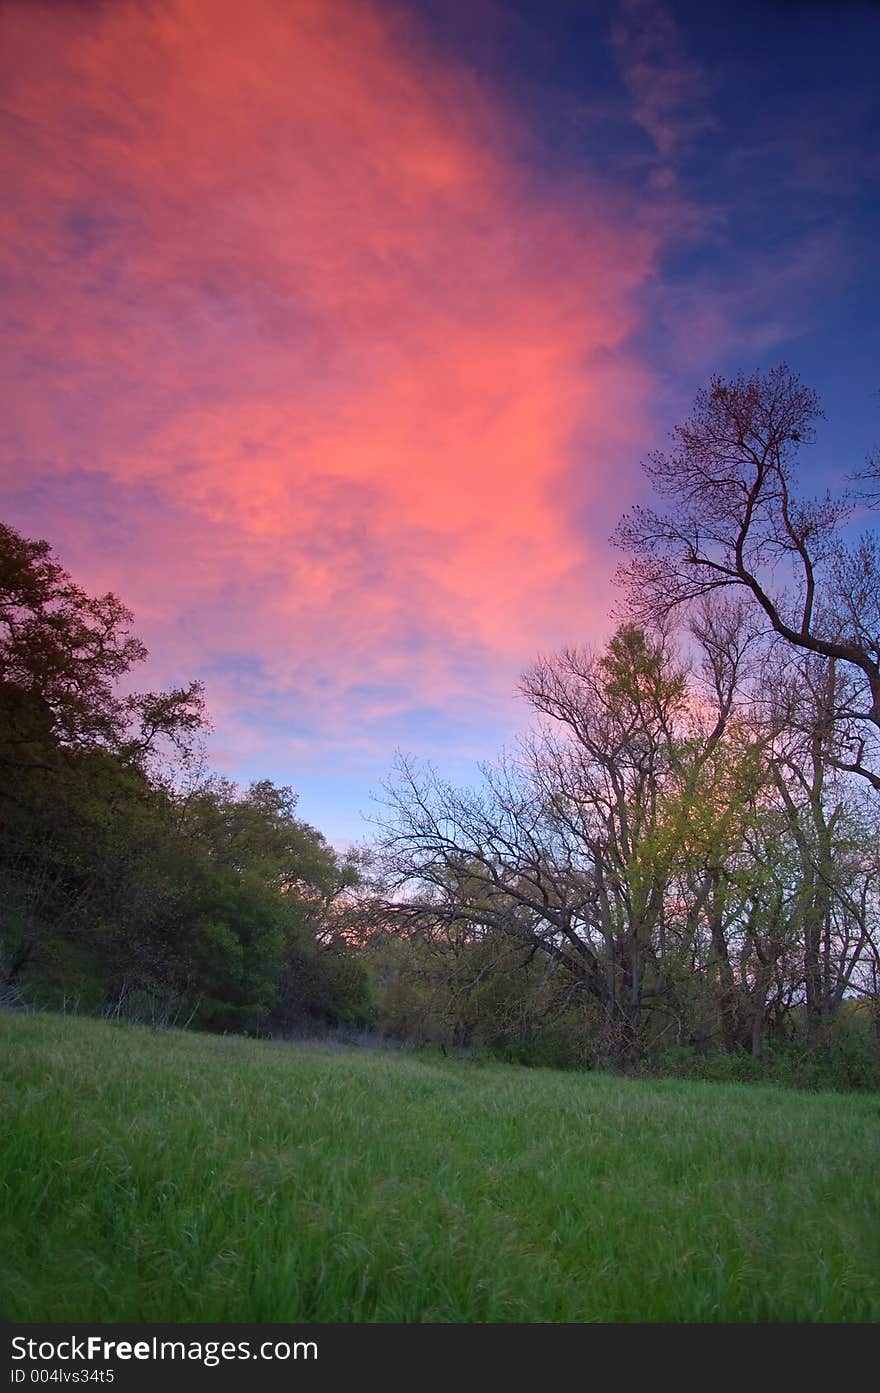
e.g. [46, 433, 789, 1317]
[613, 366, 880, 790]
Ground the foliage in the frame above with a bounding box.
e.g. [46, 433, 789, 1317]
[0, 521, 368, 1034]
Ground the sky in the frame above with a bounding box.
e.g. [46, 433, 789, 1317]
[2, 0, 879, 846]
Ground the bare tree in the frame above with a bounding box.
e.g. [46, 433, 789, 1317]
[373, 623, 768, 1060]
[614, 365, 880, 790]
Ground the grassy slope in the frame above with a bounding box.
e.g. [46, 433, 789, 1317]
[2, 1011, 879, 1322]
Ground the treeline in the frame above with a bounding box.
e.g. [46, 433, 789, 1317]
[369, 622, 880, 1086]
[366, 366, 880, 1088]
[3, 364, 879, 1089]
[0, 522, 371, 1033]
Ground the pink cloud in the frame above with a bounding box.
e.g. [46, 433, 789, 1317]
[1, 0, 659, 766]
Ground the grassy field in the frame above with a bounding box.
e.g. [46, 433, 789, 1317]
[2, 1011, 879, 1322]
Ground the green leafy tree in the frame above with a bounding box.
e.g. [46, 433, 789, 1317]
[0, 521, 371, 1034]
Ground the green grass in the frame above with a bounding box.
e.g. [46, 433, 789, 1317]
[2, 1012, 879, 1322]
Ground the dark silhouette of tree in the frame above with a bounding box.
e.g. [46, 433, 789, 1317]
[613, 365, 880, 790]
[0, 520, 204, 773]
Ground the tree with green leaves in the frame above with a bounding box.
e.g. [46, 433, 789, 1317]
[0, 521, 204, 773]
[0, 521, 370, 1033]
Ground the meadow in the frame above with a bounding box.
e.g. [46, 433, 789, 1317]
[2, 1011, 879, 1322]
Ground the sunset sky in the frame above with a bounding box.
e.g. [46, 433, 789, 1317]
[2, 0, 878, 844]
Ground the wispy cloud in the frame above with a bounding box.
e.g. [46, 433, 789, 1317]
[609, 0, 715, 161]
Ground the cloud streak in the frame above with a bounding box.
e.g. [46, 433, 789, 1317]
[609, 0, 715, 161]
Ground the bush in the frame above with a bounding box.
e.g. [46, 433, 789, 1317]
[652, 1025, 880, 1093]
[653, 1045, 762, 1084]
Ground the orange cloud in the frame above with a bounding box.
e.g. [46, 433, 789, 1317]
[1, 0, 658, 768]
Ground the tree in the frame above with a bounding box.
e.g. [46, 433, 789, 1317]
[176, 776, 368, 1032]
[374, 622, 765, 1061]
[0, 520, 204, 774]
[0, 521, 371, 1034]
[374, 603, 880, 1071]
[613, 366, 880, 790]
